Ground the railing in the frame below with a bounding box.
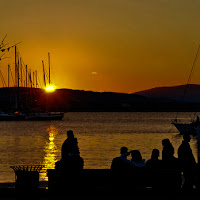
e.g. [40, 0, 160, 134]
[10, 165, 45, 190]
[10, 165, 44, 172]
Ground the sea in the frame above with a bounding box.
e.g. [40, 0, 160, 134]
[0, 112, 199, 183]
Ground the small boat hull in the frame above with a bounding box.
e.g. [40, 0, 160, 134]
[26, 112, 64, 121]
[0, 113, 26, 121]
[172, 122, 197, 135]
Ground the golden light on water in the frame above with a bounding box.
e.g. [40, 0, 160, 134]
[41, 125, 59, 181]
[45, 85, 56, 92]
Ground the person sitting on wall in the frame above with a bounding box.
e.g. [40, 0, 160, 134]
[161, 139, 182, 191]
[111, 147, 132, 191]
[130, 150, 146, 168]
[56, 130, 83, 172]
[61, 130, 80, 159]
[130, 150, 146, 188]
[55, 131, 83, 192]
[111, 146, 132, 171]
[146, 149, 161, 169]
[146, 149, 162, 188]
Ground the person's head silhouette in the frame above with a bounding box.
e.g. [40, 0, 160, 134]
[131, 150, 142, 162]
[67, 130, 74, 139]
[162, 138, 170, 147]
[151, 149, 159, 160]
[120, 146, 128, 155]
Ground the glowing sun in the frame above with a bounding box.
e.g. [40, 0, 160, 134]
[45, 85, 55, 92]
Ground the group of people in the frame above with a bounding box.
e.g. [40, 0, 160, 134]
[111, 134, 197, 190]
[56, 130, 197, 190]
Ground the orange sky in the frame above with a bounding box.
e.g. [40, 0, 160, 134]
[1, 0, 200, 93]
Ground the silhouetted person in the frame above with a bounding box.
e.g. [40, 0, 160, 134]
[130, 150, 146, 188]
[162, 139, 174, 160]
[55, 131, 83, 193]
[61, 130, 79, 159]
[111, 147, 132, 191]
[56, 154, 84, 172]
[57, 130, 83, 171]
[178, 134, 196, 190]
[161, 139, 182, 191]
[57, 130, 83, 170]
[111, 147, 131, 171]
[146, 149, 161, 169]
[146, 149, 161, 188]
[130, 150, 146, 167]
[161, 139, 180, 169]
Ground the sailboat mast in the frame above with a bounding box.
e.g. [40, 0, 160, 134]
[48, 52, 50, 85]
[15, 46, 17, 87]
[17, 58, 19, 88]
[8, 64, 10, 88]
[35, 70, 38, 88]
[20, 57, 22, 87]
[33, 71, 35, 88]
[42, 60, 46, 87]
[26, 65, 28, 87]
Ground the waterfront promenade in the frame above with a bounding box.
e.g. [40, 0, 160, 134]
[0, 170, 200, 200]
[0, 183, 200, 200]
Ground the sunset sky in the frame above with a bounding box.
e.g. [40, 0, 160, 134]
[1, 0, 200, 93]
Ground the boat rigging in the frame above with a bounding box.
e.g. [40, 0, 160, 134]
[172, 44, 200, 135]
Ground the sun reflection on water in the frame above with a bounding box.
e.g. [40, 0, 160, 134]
[40, 125, 59, 181]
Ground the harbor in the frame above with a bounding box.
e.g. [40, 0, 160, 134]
[0, 112, 199, 199]
[1, 1, 200, 198]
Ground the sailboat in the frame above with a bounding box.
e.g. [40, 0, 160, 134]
[0, 44, 28, 121]
[25, 53, 64, 121]
[0, 37, 27, 121]
[0, 40, 64, 121]
[172, 45, 200, 135]
[172, 116, 199, 135]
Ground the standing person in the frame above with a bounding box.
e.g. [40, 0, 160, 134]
[61, 130, 80, 159]
[161, 138, 180, 171]
[161, 139, 182, 191]
[178, 134, 196, 190]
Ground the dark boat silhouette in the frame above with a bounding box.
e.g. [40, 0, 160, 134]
[172, 45, 200, 135]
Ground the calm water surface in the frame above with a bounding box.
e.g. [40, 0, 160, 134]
[0, 112, 198, 183]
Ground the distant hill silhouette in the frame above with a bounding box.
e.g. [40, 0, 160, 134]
[134, 84, 200, 103]
[0, 87, 147, 112]
[0, 85, 200, 112]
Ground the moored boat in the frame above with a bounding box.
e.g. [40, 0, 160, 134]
[172, 45, 200, 135]
[25, 112, 64, 121]
[0, 112, 26, 121]
[172, 120, 198, 135]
